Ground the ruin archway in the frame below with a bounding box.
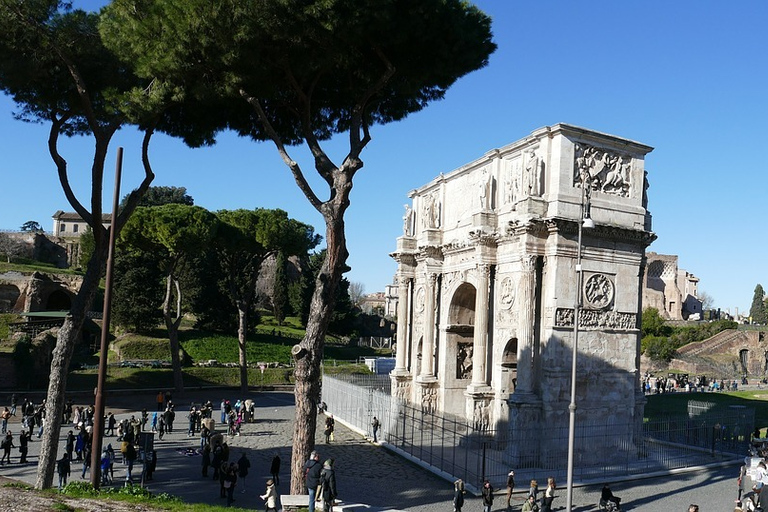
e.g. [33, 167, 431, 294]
[45, 289, 72, 311]
[446, 283, 476, 380]
[0, 284, 21, 313]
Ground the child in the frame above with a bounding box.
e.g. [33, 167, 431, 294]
[259, 478, 277, 512]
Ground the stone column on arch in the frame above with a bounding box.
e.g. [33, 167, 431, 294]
[468, 263, 492, 392]
[515, 254, 537, 395]
[417, 272, 438, 381]
[394, 276, 411, 375]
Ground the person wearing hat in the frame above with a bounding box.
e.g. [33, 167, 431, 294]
[304, 450, 322, 512]
[319, 458, 338, 511]
[260, 478, 277, 512]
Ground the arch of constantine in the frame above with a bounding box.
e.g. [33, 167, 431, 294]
[390, 124, 656, 466]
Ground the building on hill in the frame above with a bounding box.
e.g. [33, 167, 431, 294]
[642, 252, 702, 320]
[51, 210, 112, 238]
[390, 123, 655, 469]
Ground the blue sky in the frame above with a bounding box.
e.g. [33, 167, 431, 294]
[0, 1, 766, 314]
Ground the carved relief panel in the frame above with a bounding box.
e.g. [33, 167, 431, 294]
[574, 142, 632, 197]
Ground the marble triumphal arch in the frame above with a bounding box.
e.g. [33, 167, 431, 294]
[391, 124, 656, 465]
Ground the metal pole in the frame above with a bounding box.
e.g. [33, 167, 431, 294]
[565, 178, 587, 512]
[90, 147, 123, 488]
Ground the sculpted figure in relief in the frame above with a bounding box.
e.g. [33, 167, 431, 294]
[403, 204, 413, 236]
[524, 149, 543, 197]
[422, 193, 441, 228]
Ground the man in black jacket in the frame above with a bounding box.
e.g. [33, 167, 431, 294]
[304, 450, 322, 512]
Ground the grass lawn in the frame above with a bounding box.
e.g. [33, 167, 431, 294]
[645, 390, 768, 428]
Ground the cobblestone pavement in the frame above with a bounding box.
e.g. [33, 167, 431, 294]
[0, 389, 745, 511]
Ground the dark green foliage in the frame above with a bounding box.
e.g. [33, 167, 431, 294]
[751, 284, 768, 324]
[641, 309, 739, 362]
[288, 257, 313, 326]
[641, 308, 671, 338]
[77, 227, 95, 270]
[184, 250, 239, 334]
[20, 221, 43, 232]
[112, 250, 164, 333]
[329, 277, 359, 337]
[119, 185, 193, 210]
[272, 251, 288, 326]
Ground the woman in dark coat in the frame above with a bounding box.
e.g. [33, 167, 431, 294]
[319, 458, 338, 509]
[453, 479, 465, 512]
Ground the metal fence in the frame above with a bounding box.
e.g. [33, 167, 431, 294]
[321, 373, 750, 491]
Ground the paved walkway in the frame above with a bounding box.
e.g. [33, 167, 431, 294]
[0, 389, 746, 511]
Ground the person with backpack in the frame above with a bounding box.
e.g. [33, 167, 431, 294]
[304, 451, 322, 512]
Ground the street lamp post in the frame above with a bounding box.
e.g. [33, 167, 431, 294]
[565, 173, 594, 512]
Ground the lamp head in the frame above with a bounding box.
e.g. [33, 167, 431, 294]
[582, 217, 595, 229]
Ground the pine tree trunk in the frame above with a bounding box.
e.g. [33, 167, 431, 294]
[289, 209, 347, 494]
[36, 246, 106, 489]
[238, 306, 248, 394]
[164, 274, 184, 393]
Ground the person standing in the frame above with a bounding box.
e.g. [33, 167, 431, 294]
[220, 399, 227, 424]
[304, 451, 322, 512]
[506, 469, 515, 509]
[481, 480, 494, 512]
[1, 407, 10, 434]
[319, 459, 338, 511]
[106, 412, 116, 436]
[18, 429, 28, 463]
[10, 394, 17, 417]
[225, 462, 238, 506]
[371, 416, 380, 443]
[688, 506, 699, 512]
[237, 451, 251, 493]
[201, 444, 211, 478]
[540, 477, 556, 512]
[156, 391, 164, 412]
[57, 453, 71, 490]
[453, 479, 466, 512]
[65, 430, 75, 461]
[270, 452, 281, 486]
[260, 478, 278, 512]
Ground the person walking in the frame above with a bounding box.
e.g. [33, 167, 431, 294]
[106, 412, 117, 437]
[125, 443, 137, 485]
[453, 479, 466, 512]
[506, 469, 515, 509]
[0, 431, 13, 464]
[237, 451, 250, 493]
[319, 459, 338, 512]
[324, 414, 335, 443]
[481, 480, 494, 512]
[528, 479, 538, 500]
[10, 394, 17, 417]
[304, 451, 322, 512]
[270, 452, 281, 486]
[57, 453, 71, 490]
[371, 416, 380, 443]
[65, 430, 75, 461]
[260, 478, 278, 512]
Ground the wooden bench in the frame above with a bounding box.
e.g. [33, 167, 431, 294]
[280, 494, 309, 511]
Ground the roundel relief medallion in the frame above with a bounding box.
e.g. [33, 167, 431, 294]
[415, 286, 426, 312]
[584, 273, 614, 309]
